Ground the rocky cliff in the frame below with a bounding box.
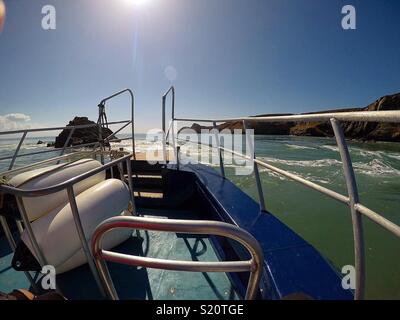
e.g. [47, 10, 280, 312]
[182, 93, 400, 142]
[54, 117, 114, 148]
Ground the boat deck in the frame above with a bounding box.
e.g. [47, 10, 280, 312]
[0, 207, 240, 300]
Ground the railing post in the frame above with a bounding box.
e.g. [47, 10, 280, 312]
[125, 157, 137, 215]
[212, 121, 225, 178]
[243, 121, 266, 212]
[130, 90, 136, 159]
[330, 118, 365, 300]
[66, 187, 106, 298]
[162, 87, 177, 164]
[176, 146, 181, 170]
[15, 197, 47, 266]
[9, 131, 27, 170]
[171, 120, 178, 165]
[57, 128, 75, 164]
[97, 115, 105, 165]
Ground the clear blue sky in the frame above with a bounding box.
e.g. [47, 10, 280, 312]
[0, 0, 399, 133]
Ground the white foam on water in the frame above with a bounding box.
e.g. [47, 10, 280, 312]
[353, 159, 400, 177]
[386, 153, 400, 161]
[285, 144, 316, 150]
[259, 156, 342, 168]
[321, 145, 339, 152]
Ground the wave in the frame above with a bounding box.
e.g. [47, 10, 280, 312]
[353, 159, 400, 177]
[259, 156, 342, 168]
[386, 153, 400, 161]
[321, 145, 339, 152]
[285, 144, 316, 150]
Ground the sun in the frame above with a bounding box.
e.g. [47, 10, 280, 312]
[124, 0, 151, 6]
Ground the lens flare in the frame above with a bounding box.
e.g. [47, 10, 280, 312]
[0, 0, 5, 33]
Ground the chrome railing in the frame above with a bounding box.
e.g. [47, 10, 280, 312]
[0, 153, 136, 297]
[162, 86, 177, 162]
[0, 89, 136, 296]
[91, 215, 264, 300]
[0, 88, 135, 171]
[97, 88, 136, 159]
[163, 86, 400, 300]
[0, 120, 129, 171]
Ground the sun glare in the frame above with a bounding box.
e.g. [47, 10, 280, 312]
[124, 0, 151, 6]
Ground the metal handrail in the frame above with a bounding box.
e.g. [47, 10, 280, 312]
[175, 110, 400, 123]
[0, 120, 131, 136]
[0, 152, 136, 298]
[0, 120, 130, 169]
[0, 88, 137, 297]
[0, 141, 100, 162]
[162, 86, 177, 162]
[0, 154, 133, 197]
[1, 150, 99, 177]
[173, 120, 400, 300]
[98, 89, 136, 158]
[91, 216, 264, 300]
[165, 87, 400, 300]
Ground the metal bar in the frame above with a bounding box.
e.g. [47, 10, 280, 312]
[254, 157, 350, 204]
[163, 120, 174, 163]
[101, 250, 252, 272]
[108, 137, 134, 143]
[212, 121, 225, 178]
[355, 204, 400, 238]
[104, 121, 132, 142]
[243, 121, 266, 212]
[125, 157, 136, 214]
[171, 120, 178, 163]
[176, 137, 351, 204]
[218, 144, 400, 238]
[59, 128, 75, 157]
[66, 186, 106, 298]
[16, 220, 24, 234]
[9, 131, 27, 170]
[98, 107, 105, 165]
[0, 150, 96, 177]
[165, 119, 173, 143]
[176, 146, 180, 170]
[331, 118, 365, 300]
[0, 141, 100, 162]
[0, 154, 133, 197]
[0, 120, 130, 136]
[98, 89, 135, 158]
[91, 216, 263, 300]
[15, 197, 47, 266]
[174, 110, 400, 124]
[162, 87, 176, 162]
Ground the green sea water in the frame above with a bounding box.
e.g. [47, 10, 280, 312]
[220, 135, 400, 299]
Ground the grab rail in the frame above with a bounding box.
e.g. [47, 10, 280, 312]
[98, 89, 136, 158]
[162, 86, 177, 162]
[91, 216, 264, 300]
[0, 120, 130, 167]
[0, 152, 136, 298]
[165, 87, 400, 300]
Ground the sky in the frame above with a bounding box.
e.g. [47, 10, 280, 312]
[0, 0, 399, 134]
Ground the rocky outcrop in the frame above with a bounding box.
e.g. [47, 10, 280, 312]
[54, 117, 114, 148]
[182, 93, 400, 142]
